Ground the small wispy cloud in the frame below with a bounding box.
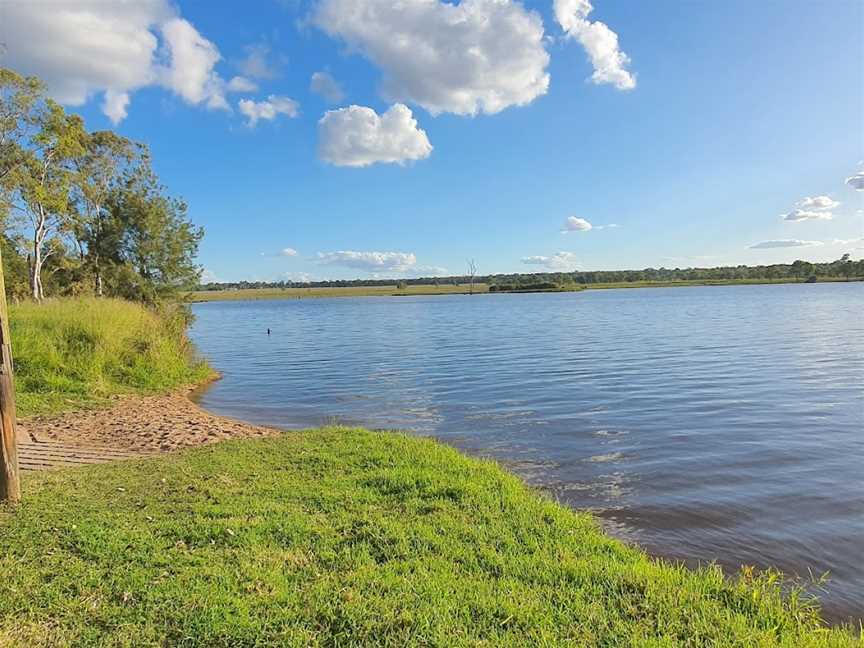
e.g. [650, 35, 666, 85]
[783, 209, 833, 222]
[227, 76, 258, 93]
[749, 239, 823, 249]
[261, 247, 298, 257]
[830, 237, 864, 246]
[846, 170, 864, 191]
[310, 71, 344, 103]
[238, 95, 300, 127]
[798, 196, 839, 210]
[521, 251, 578, 270]
[561, 217, 619, 233]
[237, 43, 281, 80]
[561, 216, 593, 233]
[412, 265, 449, 276]
[284, 271, 314, 283]
[781, 195, 838, 222]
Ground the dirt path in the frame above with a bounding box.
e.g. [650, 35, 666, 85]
[18, 387, 279, 460]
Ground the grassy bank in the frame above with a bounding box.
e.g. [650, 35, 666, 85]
[10, 298, 212, 417]
[1, 429, 857, 646]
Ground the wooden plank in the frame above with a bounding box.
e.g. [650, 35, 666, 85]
[17, 441, 149, 471]
[20, 447, 141, 459]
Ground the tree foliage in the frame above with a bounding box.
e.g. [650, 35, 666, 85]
[0, 67, 203, 303]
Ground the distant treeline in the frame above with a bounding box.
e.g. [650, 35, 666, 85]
[200, 256, 862, 292]
[1, 68, 202, 303]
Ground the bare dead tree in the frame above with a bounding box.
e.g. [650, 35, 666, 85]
[467, 258, 477, 295]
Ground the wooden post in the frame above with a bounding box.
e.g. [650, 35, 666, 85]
[0, 247, 20, 503]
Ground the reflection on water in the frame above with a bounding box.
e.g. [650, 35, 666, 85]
[190, 283, 864, 622]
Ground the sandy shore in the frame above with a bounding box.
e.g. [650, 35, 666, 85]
[18, 386, 279, 452]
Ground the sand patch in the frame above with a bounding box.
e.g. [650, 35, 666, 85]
[18, 387, 279, 453]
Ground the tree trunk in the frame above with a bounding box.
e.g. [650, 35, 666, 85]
[30, 211, 47, 301]
[30, 245, 40, 301]
[94, 206, 103, 297]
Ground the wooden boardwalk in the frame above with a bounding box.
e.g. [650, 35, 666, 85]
[18, 440, 147, 471]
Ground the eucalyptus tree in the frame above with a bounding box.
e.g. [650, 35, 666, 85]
[15, 103, 85, 300]
[2, 68, 89, 299]
[72, 131, 137, 295]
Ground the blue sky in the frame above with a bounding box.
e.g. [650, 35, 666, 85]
[3, 0, 863, 282]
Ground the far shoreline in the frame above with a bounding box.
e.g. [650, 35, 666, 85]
[187, 276, 862, 303]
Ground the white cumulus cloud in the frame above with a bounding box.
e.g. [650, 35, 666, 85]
[554, 0, 636, 91]
[312, 0, 550, 116]
[749, 239, 824, 249]
[317, 250, 417, 272]
[1, 0, 245, 123]
[522, 251, 579, 271]
[846, 170, 864, 191]
[310, 71, 345, 103]
[239, 96, 300, 127]
[562, 216, 593, 232]
[318, 104, 432, 168]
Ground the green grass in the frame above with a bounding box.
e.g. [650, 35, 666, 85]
[9, 297, 212, 417]
[1, 429, 858, 647]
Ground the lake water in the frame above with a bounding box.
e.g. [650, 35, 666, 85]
[189, 284, 864, 622]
